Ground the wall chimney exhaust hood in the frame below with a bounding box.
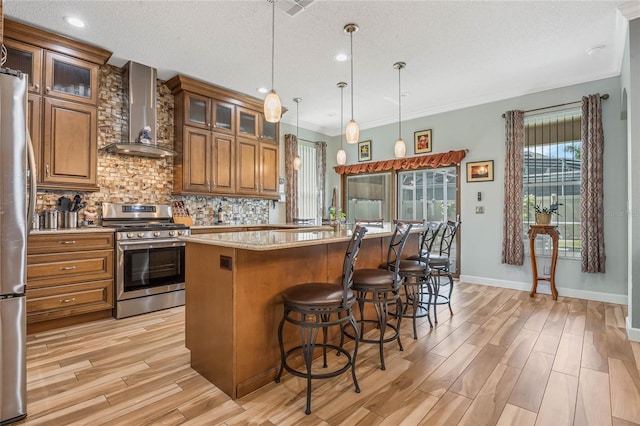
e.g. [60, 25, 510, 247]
[102, 61, 176, 158]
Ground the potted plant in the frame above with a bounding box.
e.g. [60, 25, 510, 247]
[534, 203, 562, 225]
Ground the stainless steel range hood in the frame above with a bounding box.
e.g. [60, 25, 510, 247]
[102, 61, 176, 158]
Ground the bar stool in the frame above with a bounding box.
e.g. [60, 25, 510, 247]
[428, 220, 461, 323]
[275, 225, 367, 415]
[394, 221, 436, 339]
[346, 223, 412, 370]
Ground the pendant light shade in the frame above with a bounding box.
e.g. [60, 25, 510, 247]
[293, 97, 302, 171]
[394, 61, 406, 158]
[336, 82, 347, 165]
[344, 24, 359, 144]
[264, 0, 281, 123]
[264, 90, 282, 123]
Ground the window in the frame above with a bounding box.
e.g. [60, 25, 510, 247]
[345, 173, 392, 222]
[523, 110, 581, 258]
[397, 167, 457, 222]
[297, 142, 318, 220]
[398, 167, 459, 273]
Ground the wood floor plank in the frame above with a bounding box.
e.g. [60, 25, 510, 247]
[563, 299, 587, 336]
[534, 371, 578, 426]
[499, 328, 539, 369]
[607, 325, 637, 363]
[496, 403, 537, 426]
[540, 301, 568, 336]
[489, 316, 526, 348]
[417, 390, 473, 426]
[417, 343, 481, 398]
[364, 352, 446, 418]
[552, 333, 583, 376]
[582, 330, 609, 372]
[449, 344, 507, 398]
[457, 363, 521, 426]
[532, 333, 561, 355]
[508, 350, 555, 413]
[574, 367, 612, 426]
[376, 389, 439, 426]
[465, 315, 508, 347]
[429, 323, 480, 358]
[585, 301, 606, 333]
[610, 358, 640, 424]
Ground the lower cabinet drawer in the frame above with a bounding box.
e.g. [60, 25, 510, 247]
[26, 279, 113, 323]
[27, 249, 113, 287]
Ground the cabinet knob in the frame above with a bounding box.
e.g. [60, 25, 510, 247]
[34, 84, 40, 90]
[45, 86, 51, 93]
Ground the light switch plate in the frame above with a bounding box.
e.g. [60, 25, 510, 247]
[475, 205, 484, 214]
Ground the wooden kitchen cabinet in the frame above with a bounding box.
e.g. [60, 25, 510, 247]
[178, 126, 235, 194]
[43, 51, 99, 105]
[4, 19, 110, 191]
[236, 138, 279, 197]
[183, 92, 235, 135]
[27, 232, 115, 331]
[169, 74, 281, 199]
[2, 38, 43, 93]
[43, 98, 98, 190]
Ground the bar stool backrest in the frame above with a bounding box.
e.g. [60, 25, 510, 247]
[435, 220, 461, 258]
[384, 223, 413, 285]
[355, 218, 384, 227]
[420, 222, 443, 255]
[341, 225, 367, 308]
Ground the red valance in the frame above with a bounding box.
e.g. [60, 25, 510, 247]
[333, 149, 467, 175]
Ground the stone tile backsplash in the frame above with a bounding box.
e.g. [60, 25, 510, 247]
[35, 64, 270, 226]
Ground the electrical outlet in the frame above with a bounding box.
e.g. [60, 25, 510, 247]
[475, 205, 484, 214]
[543, 265, 551, 275]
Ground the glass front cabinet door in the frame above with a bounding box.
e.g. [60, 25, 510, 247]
[44, 52, 99, 105]
[3, 39, 43, 93]
[212, 100, 235, 135]
[184, 92, 210, 130]
[237, 107, 259, 140]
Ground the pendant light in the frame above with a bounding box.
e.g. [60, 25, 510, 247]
[336, 82, 347, 165]
[393, 61, 407, 158]
[264, 0, 282, 123]
[344, 23, 359, 144]
[293, 97, 302, 171]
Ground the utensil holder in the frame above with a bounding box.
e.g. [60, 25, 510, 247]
[62, 211, 78, 228]
[43, 210, 58, 229]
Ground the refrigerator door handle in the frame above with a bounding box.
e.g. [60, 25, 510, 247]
[26, 131, 37, 233]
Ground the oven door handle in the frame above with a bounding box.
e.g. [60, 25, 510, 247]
[118, 239, 186, 250]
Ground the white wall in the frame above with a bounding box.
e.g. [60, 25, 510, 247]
[323, 76, 628, 302]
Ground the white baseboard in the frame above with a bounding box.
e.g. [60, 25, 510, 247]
[626, 316, 640, 342]
[459, 274, 628, 305]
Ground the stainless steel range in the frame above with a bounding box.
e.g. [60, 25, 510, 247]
[102, 203, 190, 319]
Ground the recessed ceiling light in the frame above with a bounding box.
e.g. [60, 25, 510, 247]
[64, 16, 85, 28]
[586, 45, 606, 56]
[335, 53, 349, 62]
[257, 87, 268, 94]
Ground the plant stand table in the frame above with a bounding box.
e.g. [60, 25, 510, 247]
[528, 225, 559, 300]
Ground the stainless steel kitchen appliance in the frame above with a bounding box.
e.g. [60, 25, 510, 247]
[0, 67, 35, 424]
[102, 203, 190, 319]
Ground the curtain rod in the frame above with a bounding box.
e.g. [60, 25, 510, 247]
[501, 93, 609, 118]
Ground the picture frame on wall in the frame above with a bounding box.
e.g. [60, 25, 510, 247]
[466, 160, 494, 182]
[358, 140, 372, 162]
[414, 129, 432, 154]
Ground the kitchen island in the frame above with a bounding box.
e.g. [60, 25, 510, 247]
[181, 224, 419, 399]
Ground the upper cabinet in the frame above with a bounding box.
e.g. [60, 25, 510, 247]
[4, 20, 111, 191]
[183, 92, 235, 135]
[44, 52, 99, 105]
[168, 75, 283, 199]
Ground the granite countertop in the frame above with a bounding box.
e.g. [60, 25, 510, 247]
[189, 223, 324, 230]
[30, 226, 114, 235]
[180, 223, 399, 251]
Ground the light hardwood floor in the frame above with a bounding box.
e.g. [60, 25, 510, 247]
[13, 282, 640, 425]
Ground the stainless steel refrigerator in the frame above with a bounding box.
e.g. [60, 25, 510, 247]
[0, 67, 36, 424]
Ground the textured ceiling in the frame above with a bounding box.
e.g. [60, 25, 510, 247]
[3, 1, 627, 135]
